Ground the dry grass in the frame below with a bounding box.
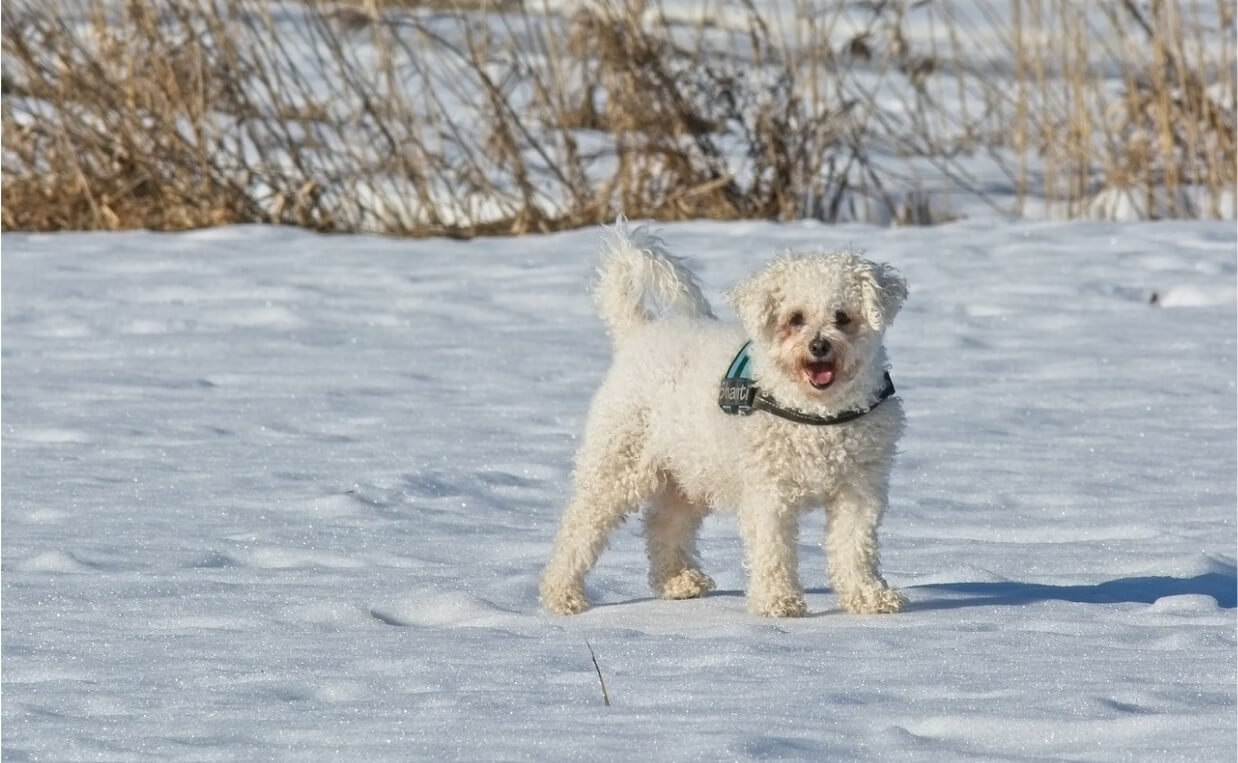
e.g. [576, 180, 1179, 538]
[1005, 0, 1236, 217]
[2, 0, 1233, 235]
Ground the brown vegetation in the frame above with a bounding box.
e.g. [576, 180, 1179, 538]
[2, 0, 1233, 236]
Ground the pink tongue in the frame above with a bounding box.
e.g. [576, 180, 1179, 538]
[807, 363, 834, 386]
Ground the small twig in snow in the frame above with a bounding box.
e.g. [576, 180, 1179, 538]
[585, 640, 610, 707]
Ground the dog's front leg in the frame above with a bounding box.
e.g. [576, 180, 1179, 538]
[825, 475, 905, 614]
[738, 499, 806, 617]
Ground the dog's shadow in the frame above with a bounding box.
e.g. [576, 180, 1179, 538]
[901, 569, 1236, 611]
[609, 568, 1236, 613]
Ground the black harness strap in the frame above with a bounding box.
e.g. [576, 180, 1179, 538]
[718, 341, 896, 426]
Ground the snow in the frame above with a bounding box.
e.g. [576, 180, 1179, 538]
[2, 219, 1235, 760]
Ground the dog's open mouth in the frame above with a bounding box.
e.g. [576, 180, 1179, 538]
[803, 360, 836, 390]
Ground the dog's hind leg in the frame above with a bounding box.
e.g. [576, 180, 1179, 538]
[539, 423, 660, 615]
[644, 481, 715, 600]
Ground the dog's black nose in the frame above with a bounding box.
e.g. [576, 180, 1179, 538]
[809, 337, 831, 357]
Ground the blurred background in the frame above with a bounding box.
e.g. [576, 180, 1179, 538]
[3, 0, 1234, 236]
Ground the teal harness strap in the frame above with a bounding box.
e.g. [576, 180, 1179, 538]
[725, 340, 754, 379]
[717, 340, 896, 426]
[718, 341, 758, 415]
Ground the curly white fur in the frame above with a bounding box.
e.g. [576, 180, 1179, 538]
[593, 220, 715, 341]
[540, 222, 909, 617]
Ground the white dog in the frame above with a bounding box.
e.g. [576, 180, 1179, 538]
[540, 223, 908, 617]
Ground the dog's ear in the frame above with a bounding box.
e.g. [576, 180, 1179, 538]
[859, 261, 908, 330]
[727, 268, 780, 339]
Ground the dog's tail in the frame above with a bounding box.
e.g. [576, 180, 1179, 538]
[593, 219, 715, 344]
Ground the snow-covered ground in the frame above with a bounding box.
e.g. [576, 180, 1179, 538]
[3, 219, 1235, 760]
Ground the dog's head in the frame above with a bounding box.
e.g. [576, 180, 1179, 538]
[727, 251, 907, 407]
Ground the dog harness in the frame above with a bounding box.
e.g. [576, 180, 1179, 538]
[718, 341, 895, 426]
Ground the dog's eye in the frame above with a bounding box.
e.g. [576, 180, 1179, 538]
[787, 311, 805, 327]
[835, 311, 852, 326]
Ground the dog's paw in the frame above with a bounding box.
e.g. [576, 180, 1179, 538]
[750, 594, 808, 618]
[839, 586, 906, 614]
[539, 581, 589, 615]
[655, 568, 716, 600]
